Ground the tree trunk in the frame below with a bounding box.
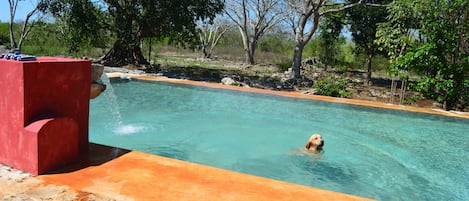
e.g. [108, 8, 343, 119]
[239, 27, 255, 65]
[9, 1, 17, 49]
[241, 39, 256, 65]
[243, 47, 250, 64]
[366, 52, 374, 85]
[291, 42, 304, 79]
[202, 44, 210, 58]
[290, 8, 318, 79]
[9, 22, 16, 49]
[102, 40, 148, 67]
[247, 39, 256, 64]
[101, 10, 148, 67]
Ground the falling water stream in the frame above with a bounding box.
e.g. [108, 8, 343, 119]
[99, 74, 144, 135]
[100, 74, 123, 124]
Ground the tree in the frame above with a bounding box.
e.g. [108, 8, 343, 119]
[99, 0, 224, 66]
[376, 0, 468, 111]
[8, 0, 48, 51]
[198, 18, 232, 59]
[347, 0, 390, 84]
[225, 0, 285, 65]
[47, 0, 107, 53]
[318, 9, 345, 71]
[285, 0, 364, 79]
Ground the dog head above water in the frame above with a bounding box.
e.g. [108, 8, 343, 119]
[305, 134, 324, 152]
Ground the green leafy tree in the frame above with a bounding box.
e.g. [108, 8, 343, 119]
[347, 0, 390, 83]
[376, 0, 468, 110]
[318, 10, 345, 71]
[47, 0, 107, 53]
[49, 0, 224, 66]
[101, 0, 224, 66]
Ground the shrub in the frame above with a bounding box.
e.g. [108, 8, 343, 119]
[0, 23, 9, 46]
[313, 75, 351, 98]
[0, 33, 8, 46]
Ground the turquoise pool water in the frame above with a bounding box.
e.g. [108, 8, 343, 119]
[89, 79, 468, 201]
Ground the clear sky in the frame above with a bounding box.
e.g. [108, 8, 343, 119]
[0, 1, 36, 22]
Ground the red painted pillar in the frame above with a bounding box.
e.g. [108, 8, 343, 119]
[0, 57, 91, 175]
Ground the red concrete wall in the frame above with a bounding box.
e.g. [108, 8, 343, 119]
[0, 57, 91, 175]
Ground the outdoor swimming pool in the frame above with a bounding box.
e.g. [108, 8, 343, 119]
[89, 78, 468, 201]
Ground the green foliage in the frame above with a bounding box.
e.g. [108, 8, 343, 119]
[347, 0, 390, 55]
[276, 60, 293, 72]
[303, 38, 321, 59]
[15, 21, 105, 58]
[107, 0, 224, 65]
[218, 29, 243, 49]
[319, 8, 345, 70]
[375, 0, 420, 65]
[47, 0, 108, 53]
[313, 74, 351, 98]
[347, 0, 391, 81]
[377, 0, 468, 110]
[21, 22, 59, 55]
[0, 23, 8, 46]
[259, 34, 294, 55]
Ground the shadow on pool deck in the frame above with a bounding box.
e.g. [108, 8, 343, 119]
[45, 143, 131, 174]
[37, 143, 375, 201]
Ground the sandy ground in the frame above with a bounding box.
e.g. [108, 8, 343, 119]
[0, 165, 112, 201]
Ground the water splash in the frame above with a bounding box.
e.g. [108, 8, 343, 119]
[113, 124, 146, 135]
[100, 74, 147, 136]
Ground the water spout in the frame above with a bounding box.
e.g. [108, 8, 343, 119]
[90, 64, 106, 99]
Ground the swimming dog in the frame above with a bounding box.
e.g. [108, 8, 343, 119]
[305, 134, 324, 152]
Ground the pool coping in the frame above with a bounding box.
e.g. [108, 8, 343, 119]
[109, 73, 469, 119]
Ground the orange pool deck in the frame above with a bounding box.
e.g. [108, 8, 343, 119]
[35, 74, 467, 201]
[40, 143, 374, 201]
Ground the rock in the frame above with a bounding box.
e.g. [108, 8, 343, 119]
[312, 72, 321, 79]
[221, 77, 236, 85]
[369, 89, 385, 97]
[0, 45, 9, 53]
[301, 89, 317, 95]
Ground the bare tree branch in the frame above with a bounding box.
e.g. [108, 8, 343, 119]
[198, 18, 232, 58]
[320, 0, 365, 16]
[286, 0, 365, 78]
[365, 3, 388, 7]
[224, 0, 286, 64]
[8, 0, 46, 51]
[8, 0, 19, 48]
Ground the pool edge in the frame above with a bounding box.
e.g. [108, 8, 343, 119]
[108, 73, 469, 119]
